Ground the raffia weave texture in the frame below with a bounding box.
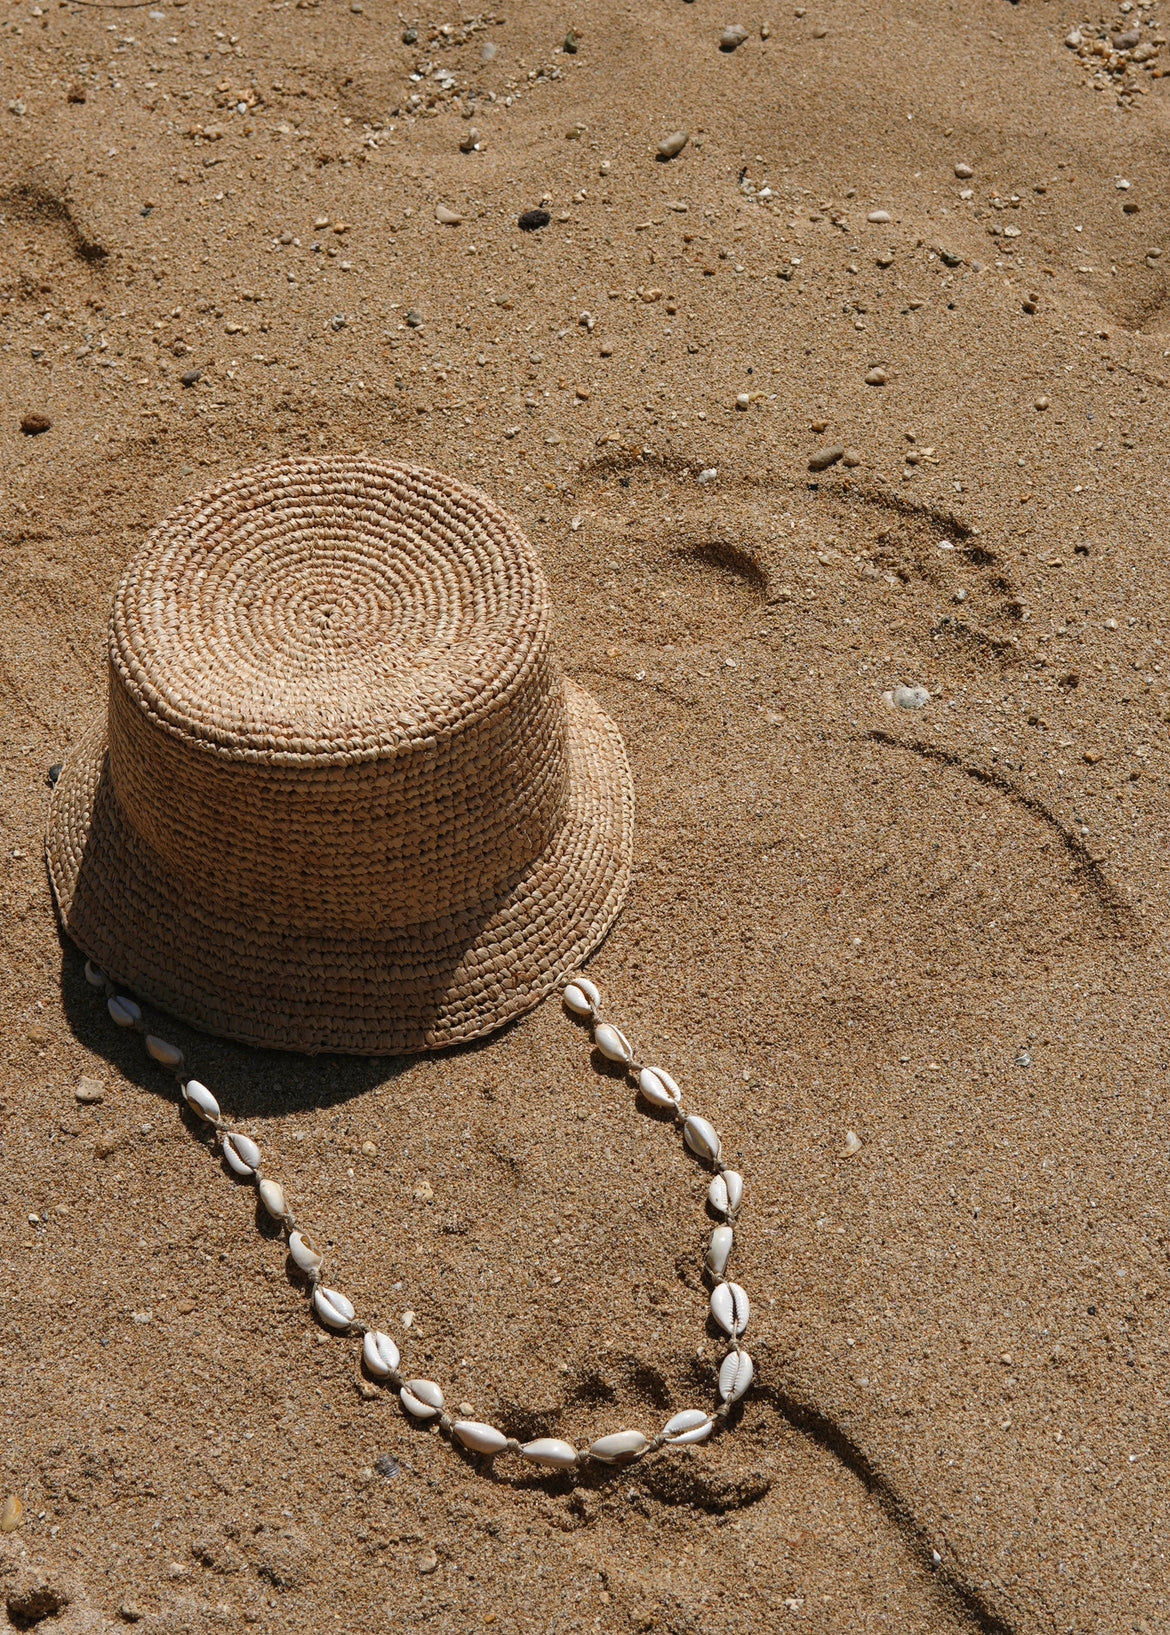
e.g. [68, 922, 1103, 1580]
[46, 457, 633, 1054]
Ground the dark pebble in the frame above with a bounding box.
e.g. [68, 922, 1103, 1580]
[374, 1453, 401, 1478]
[402, 27, 417, 42]
[518, 209, 551, 232]
[564, 30, 578, 52]
[939, 249, 963, 268]
[808, 445, 845, 471]
[20, 412, 51, 435]
[47, 763, 63, 788]
[404, 309, 423, 328]
[180, 369, 202, 388]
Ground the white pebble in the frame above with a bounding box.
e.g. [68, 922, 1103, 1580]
[289, 1229, 324, 1274]
[313, 1286, 355, 1330]
[683, 1115, 721, 1163]
[401, 1378, 445, 1418]
[84, 960, 105, 988]
[223, 1131, 261, 1174]
[258, 1177, 288, 1220]
[453, 1420, 508, 1455]
[719, 23, 749, 49]
[594, 1022, 634, 1064]
[706, 1225, 734, 1276]
[182, 1079, 220, 1123]
[710, 1281, 750, 1337]
[363, 1330, 400, 1377]
[638, 1066, 681, 1108]
[718, 1349, 754, 1403]
[841, 1130, 863, 1157]
[697, 467, 718, 485]
[435, 203, 462, 225]
[662, 1409, 714, 1445]
[562, 983, 594, 1018]
[587, 1430, 648, 1464]
[891, 683, 930, 710]
[108, 996, 141, 1028]
[145, 1035, 183, 1068]
[656, 129, 690, 161]
[521, 1438, 579, 1469]
[867, 209, 891, 223]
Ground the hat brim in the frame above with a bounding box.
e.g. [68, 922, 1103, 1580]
[46, 679, 633, 1055]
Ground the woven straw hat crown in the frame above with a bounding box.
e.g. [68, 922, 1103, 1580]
[47, 458, 633, 1053]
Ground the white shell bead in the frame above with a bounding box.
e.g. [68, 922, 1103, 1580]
[453, 1420, 508, 1456]
[594, 1023, 634, 1064]
[683, 1115, 721, 1164]
[225, 1131, 261, 1170]
[719, 1349, 754, 1403]
[576, 976, 601, 1007]
[638, 1066, 681, 1108]
[84, 960, 105, 988]
[521, 1438, 579, 1469]
[182, 1080, 220, 1123]
[258, 1177, 288, 1220]
[401, 1378, 444, 1419]
[362, 1330, 400, 1377]
[706, 1225, 734, 1277]
[708, 1174, 729, 1214]
[662, 1409, 714, 1445]
[145, 1035, 183, 1069]
[222, 1137, 256, 1178]
[289, 1230, 323, 1274]
[108, 995, 141, 1028]
[710, 1281, 751, 1337]
[312, 1286, 355, 1330]
[587, 1430, 648, 1465]
[562, 983, 594, 1018]
[723, 1170, 744, 1211]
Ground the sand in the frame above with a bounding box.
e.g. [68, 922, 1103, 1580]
[3, 0, 1170, 1629]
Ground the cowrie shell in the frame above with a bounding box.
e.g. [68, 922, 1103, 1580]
[718, 1350, 754, 1403]
[709, 1170, 744, 1214]
[84, 961, 106, 988]
[401, 1378, 444, 1419]
[312, 1286, 355, 1330]
[683, 1115, 721, 1164]
[710, 1281, 750, 1337]
[453, 1420, 508, 1455]
[222, 1131, 261, 1176]
[108, 996, 141, 1028]
[662, 1409, 714, 1445]
[289, 1230, 323, 1274]
[594, 1023, 633, 1064]
[706, 1225, 733, 1277]
[638, 1066, 681, 1108]
[145, 1035, 183, 1069]
[521, 1438, 579, 1469]
[563, 983, 594, 1018]
[362, 1330, 400, 1377]
[575, 976, 600, 1007]
[587, 1430, 647, 1465]
[182, 1080, 220, 1123]
[258, 1178, 288, 1220]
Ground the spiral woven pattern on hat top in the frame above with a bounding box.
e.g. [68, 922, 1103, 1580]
[47, 457, 634, 1055]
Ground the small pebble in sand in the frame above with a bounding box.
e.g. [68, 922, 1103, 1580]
[761, 20, 772, 37]
[841, 1131, 862, 1157]
[405, 309, 423, 327]
[599, 340, 614, 356]
[720, 23, 750, 49]
[417, 1550, 438, 1575]
[181, 369, 201, 387]
[735, 392, 751, 410]
[20, 413, 51, 436]
[0, 1496, 24, 1533]
[1034, 395, 1050, 410]
[435, 203, 462, 225]
[118, 1603, 143, 1624]
[842, 448, 861, 467]
[808, 444, 844, 471]
[361, 1140, 377, 1157]
[867, 210, 891, 224]
[656, 129, 690, 161]
[518, 208, 551, 231]
[876, 250, 894, 267]
[864, 366, 887, 386]
[75, 1076, 104, 1104]
[481, 40, 497, 61]
[954, 161, 974, 179]
[459, 127, 480, 152]
[1015, 1049, 1033, 1068]
[698, 467, 718, 484]
[885, 684, 930, 709]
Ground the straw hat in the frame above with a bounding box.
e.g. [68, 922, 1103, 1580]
[46, 457, 633, 1054]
